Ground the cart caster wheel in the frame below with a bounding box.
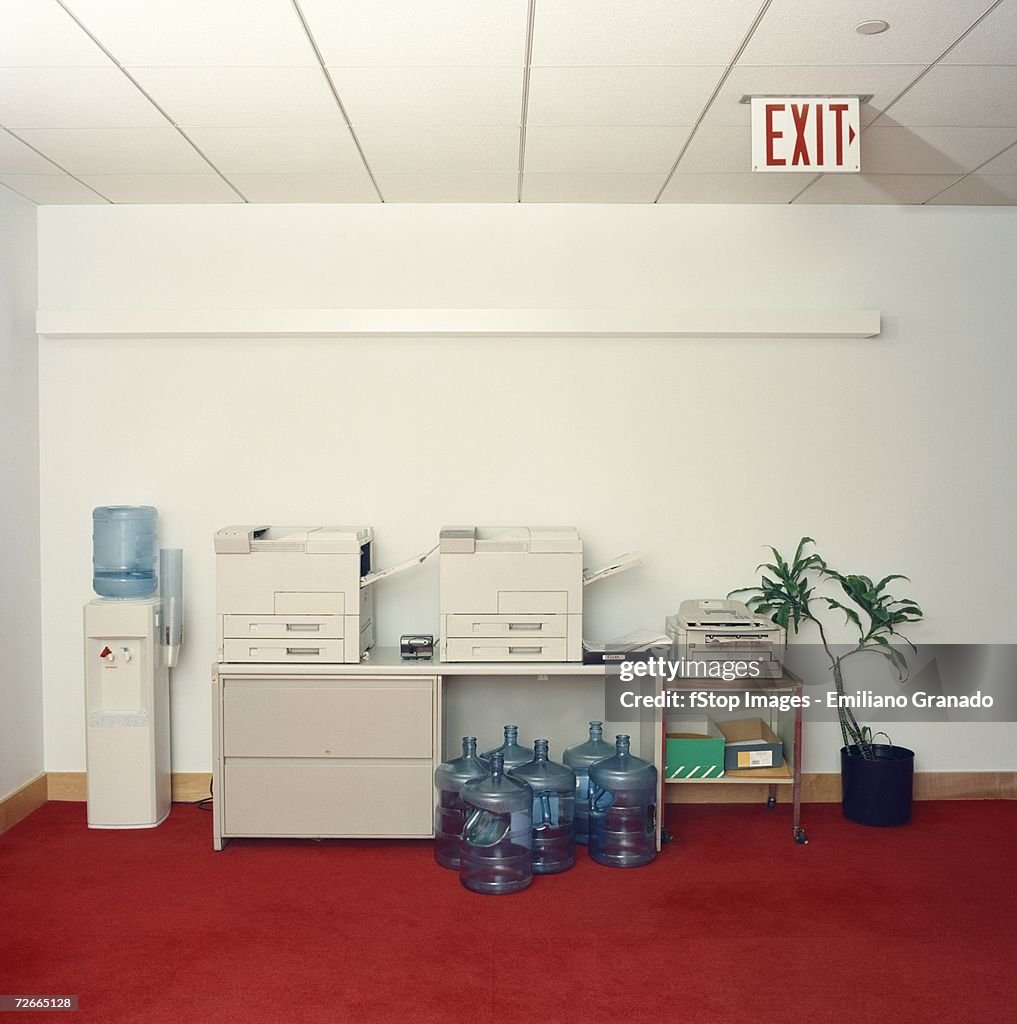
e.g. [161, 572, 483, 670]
[794, 828, 808, 845]
[661, 828, 673, 845]
[767, 795, 777, 808]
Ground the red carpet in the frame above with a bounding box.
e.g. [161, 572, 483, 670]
[2, 800, 1015, 1024]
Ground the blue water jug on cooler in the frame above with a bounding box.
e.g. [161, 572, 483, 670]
[433, 737, 489, 870]
[480, 724, 531, 772]
[92, 506, 158, 598]
[509, 739, 576, 874]
[459, 752, 533, 895]
[588, 734, 658, 868]
[563, 720, 615, 845]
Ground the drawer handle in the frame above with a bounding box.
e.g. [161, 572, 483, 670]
[286, 647, 321, 656]
[508, 622, 542, 632]
[286, 623, 321, 632]
[508, 646, 542, 655]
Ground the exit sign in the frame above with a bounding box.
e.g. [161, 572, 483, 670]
[750, 97, 860, 172]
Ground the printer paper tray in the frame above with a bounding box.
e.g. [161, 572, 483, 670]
[222, 638, 348, 663]
[444, 613, 569, 638]
[442, 637, 571, 662]
[223, 614, 343, 639]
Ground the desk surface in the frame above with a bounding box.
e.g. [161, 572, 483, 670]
[215, 650, 804, 683]
[216, 647, 607, 676]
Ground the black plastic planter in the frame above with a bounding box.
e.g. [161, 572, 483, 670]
[841, 743, 915, 827]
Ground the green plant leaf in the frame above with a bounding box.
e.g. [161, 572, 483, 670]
[822, 597, 862, 631]
[874, 574, 909, 593]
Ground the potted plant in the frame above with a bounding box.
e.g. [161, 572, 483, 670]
[731, 537, 924, 826]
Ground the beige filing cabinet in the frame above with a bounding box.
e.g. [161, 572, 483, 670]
[212, 651, 668, 851]
[212, 663, 439, 849]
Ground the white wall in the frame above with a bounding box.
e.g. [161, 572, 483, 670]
[36, 203, 1017, 774]
[0, 186, 43, 801]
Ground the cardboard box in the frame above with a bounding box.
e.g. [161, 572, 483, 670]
[717, 718, 784, 770]
[664, 716, 725, 780]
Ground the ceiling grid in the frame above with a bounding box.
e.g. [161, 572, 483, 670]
[0, 0, 1013, 206]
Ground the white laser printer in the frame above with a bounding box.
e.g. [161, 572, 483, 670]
[440, 526, 585, 662]
[666, 599, 787, 679]
[215, 526, 375, 665]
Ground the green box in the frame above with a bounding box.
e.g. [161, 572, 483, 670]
[664, 716, 725, 780]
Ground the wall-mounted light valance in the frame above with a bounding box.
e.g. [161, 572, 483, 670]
[36, 308, 880, 339]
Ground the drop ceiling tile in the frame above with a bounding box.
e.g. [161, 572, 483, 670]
[674, 127, 752, 173]
[0, 130, 62, 173]
[128, 67, 340, 127]
[527, 66, 724, 127]
[0, 67, 165, 128]
[522, 173, 664, 202]
[531, 0, 764, 65]
[0, 173, 108, 203]
[0, 0, 110, 66]
[15, 127, 210, 174]
[978, 142, 1017, 174]
[795, 172, 963, 204]
[926, 173, 1017, 204]
[329, 67, 523, 127]
[658, 172, 806, 203]
[739, 0, 994, 66]
[860, 125, 1017, 174]
[700, 64, 924, 128]
[77, 173, 243, 203]
[875, 65, 1017, 128]
[298, 0, 528, 66]
[941, 2, 1017, 65]
[524, 126, 690, 173]
[61, 0, 315, 66]
[355, 126, 520, 173]
[185, 126, 364, 173]
[226, 173, 379, 203]
[374, 172, 519, 202]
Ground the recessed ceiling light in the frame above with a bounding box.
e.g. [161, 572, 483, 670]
[856, 19, 890, 34]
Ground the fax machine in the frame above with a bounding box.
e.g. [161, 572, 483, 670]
[215, 526, 375, 664]
[666, 599, 786, 678]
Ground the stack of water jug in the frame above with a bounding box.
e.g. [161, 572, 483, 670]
[434, 722, 657, 895]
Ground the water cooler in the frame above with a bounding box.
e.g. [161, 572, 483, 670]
[84, 507, 182, 829]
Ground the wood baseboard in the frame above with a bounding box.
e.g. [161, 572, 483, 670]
[7, 771, 1014, 833]
[0, 774, 48, 836]
[912, 772, 1017, 800]
[45, 772, 212, 804]
[665, 771, 1017, 804]
[170, 773, 213, 802]
[45, 772, 88, 801]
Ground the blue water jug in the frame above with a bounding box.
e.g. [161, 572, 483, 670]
[588, 734, 658, 868]
[563, 720, 615, 845]
[509, 739, 576, 874]
[92, 506, 158, 598]
[459, 752, 533, 895]
[433, 737, 489, 870]
[480, 724, 531, 772]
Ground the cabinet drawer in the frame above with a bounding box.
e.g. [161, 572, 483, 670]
[443, 637, 569, 662]
[445, 613, 569, 638]
[222, 638, 347, 663]
[223, 760, 433, 837]
[223, 677, 434, 758]
[223, 614, 343, 639]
